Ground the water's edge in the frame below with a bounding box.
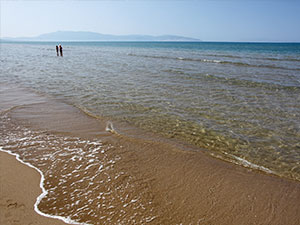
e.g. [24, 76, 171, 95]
[0, 147, 88, 225]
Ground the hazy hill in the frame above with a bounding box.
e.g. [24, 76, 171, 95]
[3, 31, 200, 42]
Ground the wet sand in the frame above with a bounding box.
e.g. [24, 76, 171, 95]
[0, 151, 70, 225]
[1, 84, 300, 224]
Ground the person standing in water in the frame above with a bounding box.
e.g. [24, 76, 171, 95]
[56, 45, 59, 56]
[59, 44, 63, 57]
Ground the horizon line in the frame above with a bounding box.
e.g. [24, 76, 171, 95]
[1, 39, 299, 44]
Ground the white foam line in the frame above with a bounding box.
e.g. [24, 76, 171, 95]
[232, 155, 275, 174]
[0, 146, 92, 225]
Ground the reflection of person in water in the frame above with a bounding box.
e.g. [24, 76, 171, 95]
[59, 44, 63, 57]
[56, 45, 59, 56]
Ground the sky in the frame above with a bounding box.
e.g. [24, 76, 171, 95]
[1, 0, 300, 42]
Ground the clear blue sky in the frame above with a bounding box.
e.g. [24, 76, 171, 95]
[1, 0, 300, 42]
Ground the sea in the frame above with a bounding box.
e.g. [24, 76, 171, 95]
[0, 41, 300, 224]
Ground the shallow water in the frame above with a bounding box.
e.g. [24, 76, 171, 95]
[0, 86, 159, 224]
[0, 83, 300, 225]
[1, 41, 300, 181]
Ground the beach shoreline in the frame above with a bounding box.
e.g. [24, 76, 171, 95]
[0, 151, 72, 225]
[1, 84, 300, 224]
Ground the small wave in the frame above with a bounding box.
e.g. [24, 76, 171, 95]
[162, 69, 185, 74]
[127, 53, 170, 60]
[0, 110, 157, 224]
[210, 151, 276, 177]
[251, 57, 300, 62]
[219, 61, 300, 71]
[0, 146, 90, 225]
[128, 53, 299, 71]
[202, 73, 300, 91]
[232, 155, 275, 174]
[160, 68, 300, 91]
[283, 58, 300, 62]
[202, 59, 221, 63]
[128, 53, 223, 64]
[204, 54, 242, 59]
[204, 54, 300, 62]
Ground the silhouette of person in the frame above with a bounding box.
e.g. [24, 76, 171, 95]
[56, 45, 59, 56]
[59, 44, 63, 57]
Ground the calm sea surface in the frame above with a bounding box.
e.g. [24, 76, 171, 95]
[1, 41, 300, 181]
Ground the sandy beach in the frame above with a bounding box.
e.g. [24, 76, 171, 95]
[0, 151, 70, 225]
[1, 84, 300, 224]
[1, 0, 300, 222]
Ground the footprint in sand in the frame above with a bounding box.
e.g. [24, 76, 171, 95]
[6, 199, 26, 211]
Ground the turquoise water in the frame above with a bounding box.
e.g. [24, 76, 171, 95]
[1, 41, 300, 181]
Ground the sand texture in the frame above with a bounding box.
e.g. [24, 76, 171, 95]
[1, 84, 300, 224]
[0, 151, 70, 225]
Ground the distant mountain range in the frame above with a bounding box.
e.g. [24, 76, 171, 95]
[2, 31, 201, 42]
